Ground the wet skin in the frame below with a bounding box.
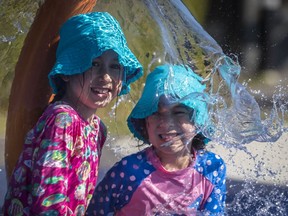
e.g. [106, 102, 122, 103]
[62, 50, 123, 121]
[145, 100, 196, 170]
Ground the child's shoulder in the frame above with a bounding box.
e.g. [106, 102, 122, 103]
[117, 148, 148, 166]
[46, 101, 76, 114]
[36, 101, 82, 126]
[110, 147, 154, 173]
[196, 150, 225, 163]
[194, 149, 226, 177]
[103, 147, 156, 185]
[42, 101, 79, 119]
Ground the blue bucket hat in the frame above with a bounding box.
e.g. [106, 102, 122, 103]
[127, 64, 210, 143]
[48, 12, 143, 95]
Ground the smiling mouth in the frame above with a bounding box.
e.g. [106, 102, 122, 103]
[159, 133, 179, 141]
[159, 133, 186, 147]
[91, 87, 111, 95]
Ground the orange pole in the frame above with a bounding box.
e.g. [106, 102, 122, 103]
[5, 0, 97, 179]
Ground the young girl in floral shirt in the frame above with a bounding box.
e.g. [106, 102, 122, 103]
[3, 12, 142, 215]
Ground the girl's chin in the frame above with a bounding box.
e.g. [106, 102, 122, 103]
[93, 97, 113, 107]
[159, 142, 187, 152]
[92, 93, 112, 101]
[160, 138, 183, 147]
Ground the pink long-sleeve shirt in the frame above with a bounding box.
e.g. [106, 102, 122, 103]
[3, 101, 106, 215]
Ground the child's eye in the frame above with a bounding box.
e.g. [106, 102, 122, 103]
[173, 108, 190, 116]
[174, 111, 186, 114]
[150, 112, 160, 118]
[151, 112, 158, 116]
[174, 111, 189, 117]
[92, 61, 100, 67]
[111, 63, 121, 70]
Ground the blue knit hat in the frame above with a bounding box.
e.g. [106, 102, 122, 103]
[127, 64, 210, 143]
[48, 12, 143, 95]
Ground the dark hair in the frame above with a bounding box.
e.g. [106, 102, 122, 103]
[50, 76, 66, 103]
[191, 133, 206, 150]
[50, 71, 91, 104]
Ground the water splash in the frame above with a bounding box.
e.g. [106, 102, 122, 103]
[144, 0, 286, 146]
[141, 0, 288, 215]
[144, 0, 223, 75]
[226, 180, 288, 215]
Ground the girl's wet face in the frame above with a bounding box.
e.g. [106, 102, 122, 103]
[64, 50, 123, 113]
[145, 99, 196, 156]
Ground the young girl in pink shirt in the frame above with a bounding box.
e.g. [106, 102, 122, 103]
[3, 12, 142, 216]
[87, 64, 226, 215]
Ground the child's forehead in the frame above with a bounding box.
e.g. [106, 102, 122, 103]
[92, 50, 119, 61]
[157, 102, 190, 112]
[158, 95, 189, 108]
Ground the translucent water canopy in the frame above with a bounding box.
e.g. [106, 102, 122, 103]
[136, 0, 285, 146]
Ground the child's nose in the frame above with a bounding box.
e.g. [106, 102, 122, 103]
[158, 114, 174, 126]
[97, 66, 112, 82]
[99, 73, 112, 82]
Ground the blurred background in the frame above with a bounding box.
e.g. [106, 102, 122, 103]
[1, 0, 288, 132]
[204, 0, 288, 98]
[0, 0, 288, 215]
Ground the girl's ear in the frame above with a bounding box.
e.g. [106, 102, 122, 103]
[60, 75, 69, 82]
[116, 82, 123, 95]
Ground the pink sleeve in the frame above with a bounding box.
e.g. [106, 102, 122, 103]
[29, 112, 75, 215]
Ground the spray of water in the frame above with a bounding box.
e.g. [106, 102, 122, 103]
[139, 0, 288, 215]
[144, 0, 286, 145]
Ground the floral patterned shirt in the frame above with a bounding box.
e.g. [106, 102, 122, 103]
[3, 101, 106, 215]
